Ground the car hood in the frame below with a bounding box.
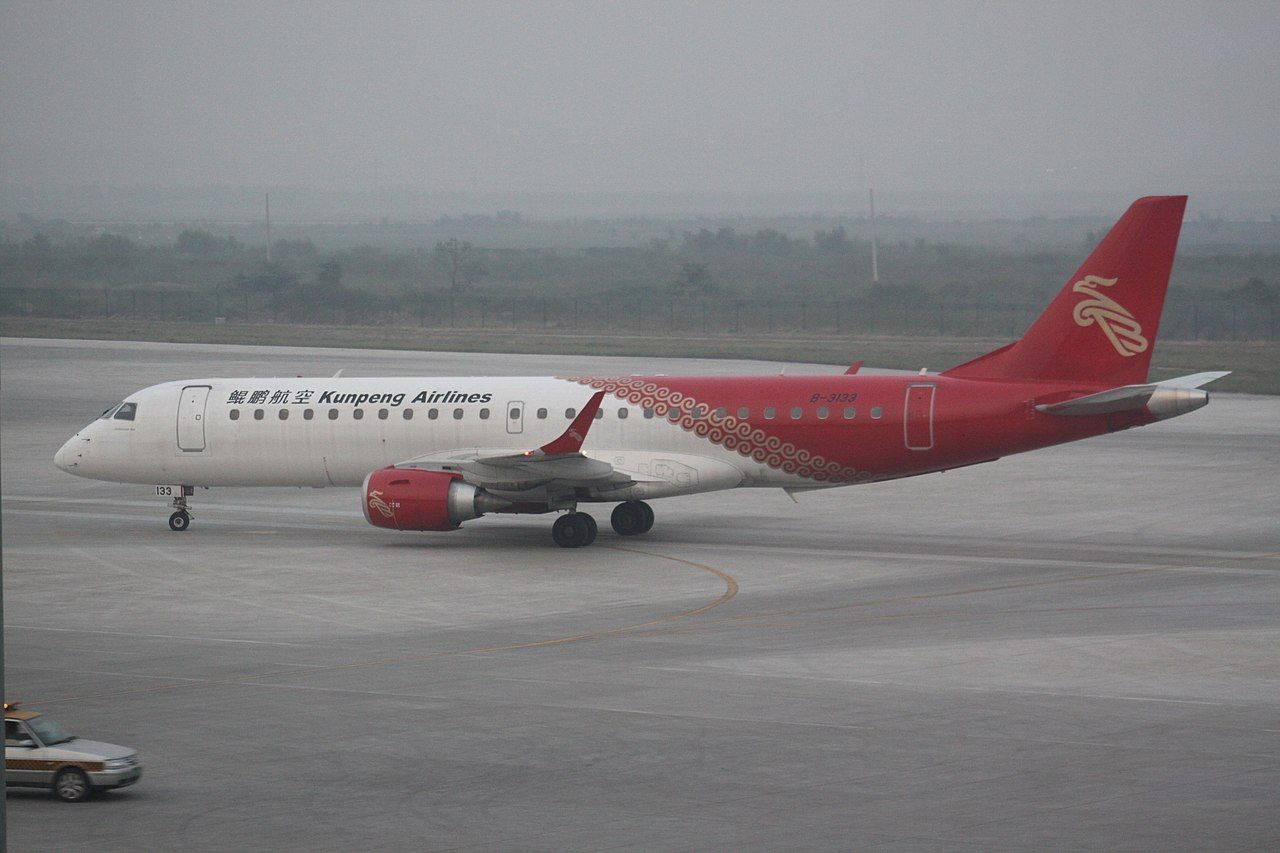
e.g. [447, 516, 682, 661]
[42, 739, 135, 762]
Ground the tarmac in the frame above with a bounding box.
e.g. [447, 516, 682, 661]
[3, 337, 1278, 851]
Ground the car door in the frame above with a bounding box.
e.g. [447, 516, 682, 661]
[5, 720, 51, 785]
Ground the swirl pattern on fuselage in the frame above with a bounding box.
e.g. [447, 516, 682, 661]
[566, 376, 866, 483]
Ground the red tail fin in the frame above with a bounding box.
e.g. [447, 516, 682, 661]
[944, 196, 1187, 386]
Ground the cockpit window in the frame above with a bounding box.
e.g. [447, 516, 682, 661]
[113, 402, 138, 421]
[100, 404, 121, 420]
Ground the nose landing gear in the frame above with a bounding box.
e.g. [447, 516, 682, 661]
[163, 485, 194, 531]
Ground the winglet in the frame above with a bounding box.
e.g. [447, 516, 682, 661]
[844, 360, 863, 375]
[538, 391, 605, 456]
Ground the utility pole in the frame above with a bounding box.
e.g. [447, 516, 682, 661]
[869, 188, 879, 286]
[265, 192, 272, 263]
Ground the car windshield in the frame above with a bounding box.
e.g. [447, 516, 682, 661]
[26, 715, 76, 745]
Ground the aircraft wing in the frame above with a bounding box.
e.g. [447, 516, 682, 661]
[393, 390, 629, 491]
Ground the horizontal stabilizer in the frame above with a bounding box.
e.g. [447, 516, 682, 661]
[1036, 372, 1229, 419]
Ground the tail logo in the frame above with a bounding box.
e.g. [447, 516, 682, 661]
[1072, 276, 1148, 357]
[368, 490, 395, 519]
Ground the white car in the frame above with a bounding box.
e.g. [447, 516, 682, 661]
[5, 703, 142, 802]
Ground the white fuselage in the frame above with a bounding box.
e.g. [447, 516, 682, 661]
[54, 377, 808, 499]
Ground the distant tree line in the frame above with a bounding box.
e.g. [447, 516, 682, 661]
[1, 220, 1277, 325]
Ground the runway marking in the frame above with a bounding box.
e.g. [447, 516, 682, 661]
[2, 507, 347, 531]
[7, 624, 324, 648]
[23, 545, 739, 707]
[616, 549, 1280, 636]
[641, 667, 1234, 707]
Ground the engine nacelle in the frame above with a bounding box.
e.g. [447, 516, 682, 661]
[362, 467, 488, 531]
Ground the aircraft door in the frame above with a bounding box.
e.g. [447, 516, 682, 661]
[904, 384, 935, 451]
[177, 385, 212, 452]
[506, 401, 524, 434]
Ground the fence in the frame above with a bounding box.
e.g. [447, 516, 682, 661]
[0, 287, 1275, 342]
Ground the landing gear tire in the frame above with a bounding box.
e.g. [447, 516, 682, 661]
[168, 510, 191, 532]
[552, 512, 596, 548]
[53, 768, 92, 803]
[637, 501, 654, 533]
[611, 501, 652, 536]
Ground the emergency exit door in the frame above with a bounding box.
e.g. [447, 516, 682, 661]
[506, 400, 525, 434]
[177, 385, 211, 452]
[904, 384, 935, 450]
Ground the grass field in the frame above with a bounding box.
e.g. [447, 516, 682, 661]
[3, 317, 1275, 394]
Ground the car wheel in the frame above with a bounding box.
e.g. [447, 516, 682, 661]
[53, 767, 92, 802]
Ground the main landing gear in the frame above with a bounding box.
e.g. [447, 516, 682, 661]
[551, 501, 654, 548]
[610, 501, 654, 536]
[167, 486, 194, 531]
[552, 512, 597, 548]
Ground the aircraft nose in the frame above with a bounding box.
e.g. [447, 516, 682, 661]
[55, 435, 79, 473]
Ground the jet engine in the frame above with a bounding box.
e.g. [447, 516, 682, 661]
[362, 467, 507, 531]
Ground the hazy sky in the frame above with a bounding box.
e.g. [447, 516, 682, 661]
[3, 0, 1278, 197]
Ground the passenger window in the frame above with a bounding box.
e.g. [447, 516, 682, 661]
[618, 408, 628, 419]
[353, 409, 364, 420]
[843, 407, 856, 419]
[713, 407, 726, 420]
[594, 409, 604, 420]
[817, 407, 829, 419]
[509, 408, 520, 421]
[428, 408, 438, 420]
[764, 407, 776, 420]
[537, 408, 547, 419]
[643, 408, 654, 419]
[737, 407, 749, 419]
[692, 405, 706, 418]
[667, 408, 681, 421]
[791, 407, 802, 420]
[328, 409, 339, 420]
[254, 409, 264, 420]
[871, 406, 883, 419]
[565, 408, 576, 419]
[278, 409, 289, 420]
[479, 408, 490, 420]
[453, 408, 464, 420]
[378, 408, 389, 420]
[403, 408, 413, 420]
[304, 409, 315, 420]
[114, 402, 137, 421]
[229, 409, 240, 421]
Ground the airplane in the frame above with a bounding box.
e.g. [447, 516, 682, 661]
[54, 196, 1228, 547]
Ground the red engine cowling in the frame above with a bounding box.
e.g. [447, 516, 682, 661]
[362, 467, 485, 531]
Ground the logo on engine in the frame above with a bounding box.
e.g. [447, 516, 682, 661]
[367, 490, 395, 519]
[1072, 275, 1147, 357]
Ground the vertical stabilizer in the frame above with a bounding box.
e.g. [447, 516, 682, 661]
[944, 196, 1187, 386]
